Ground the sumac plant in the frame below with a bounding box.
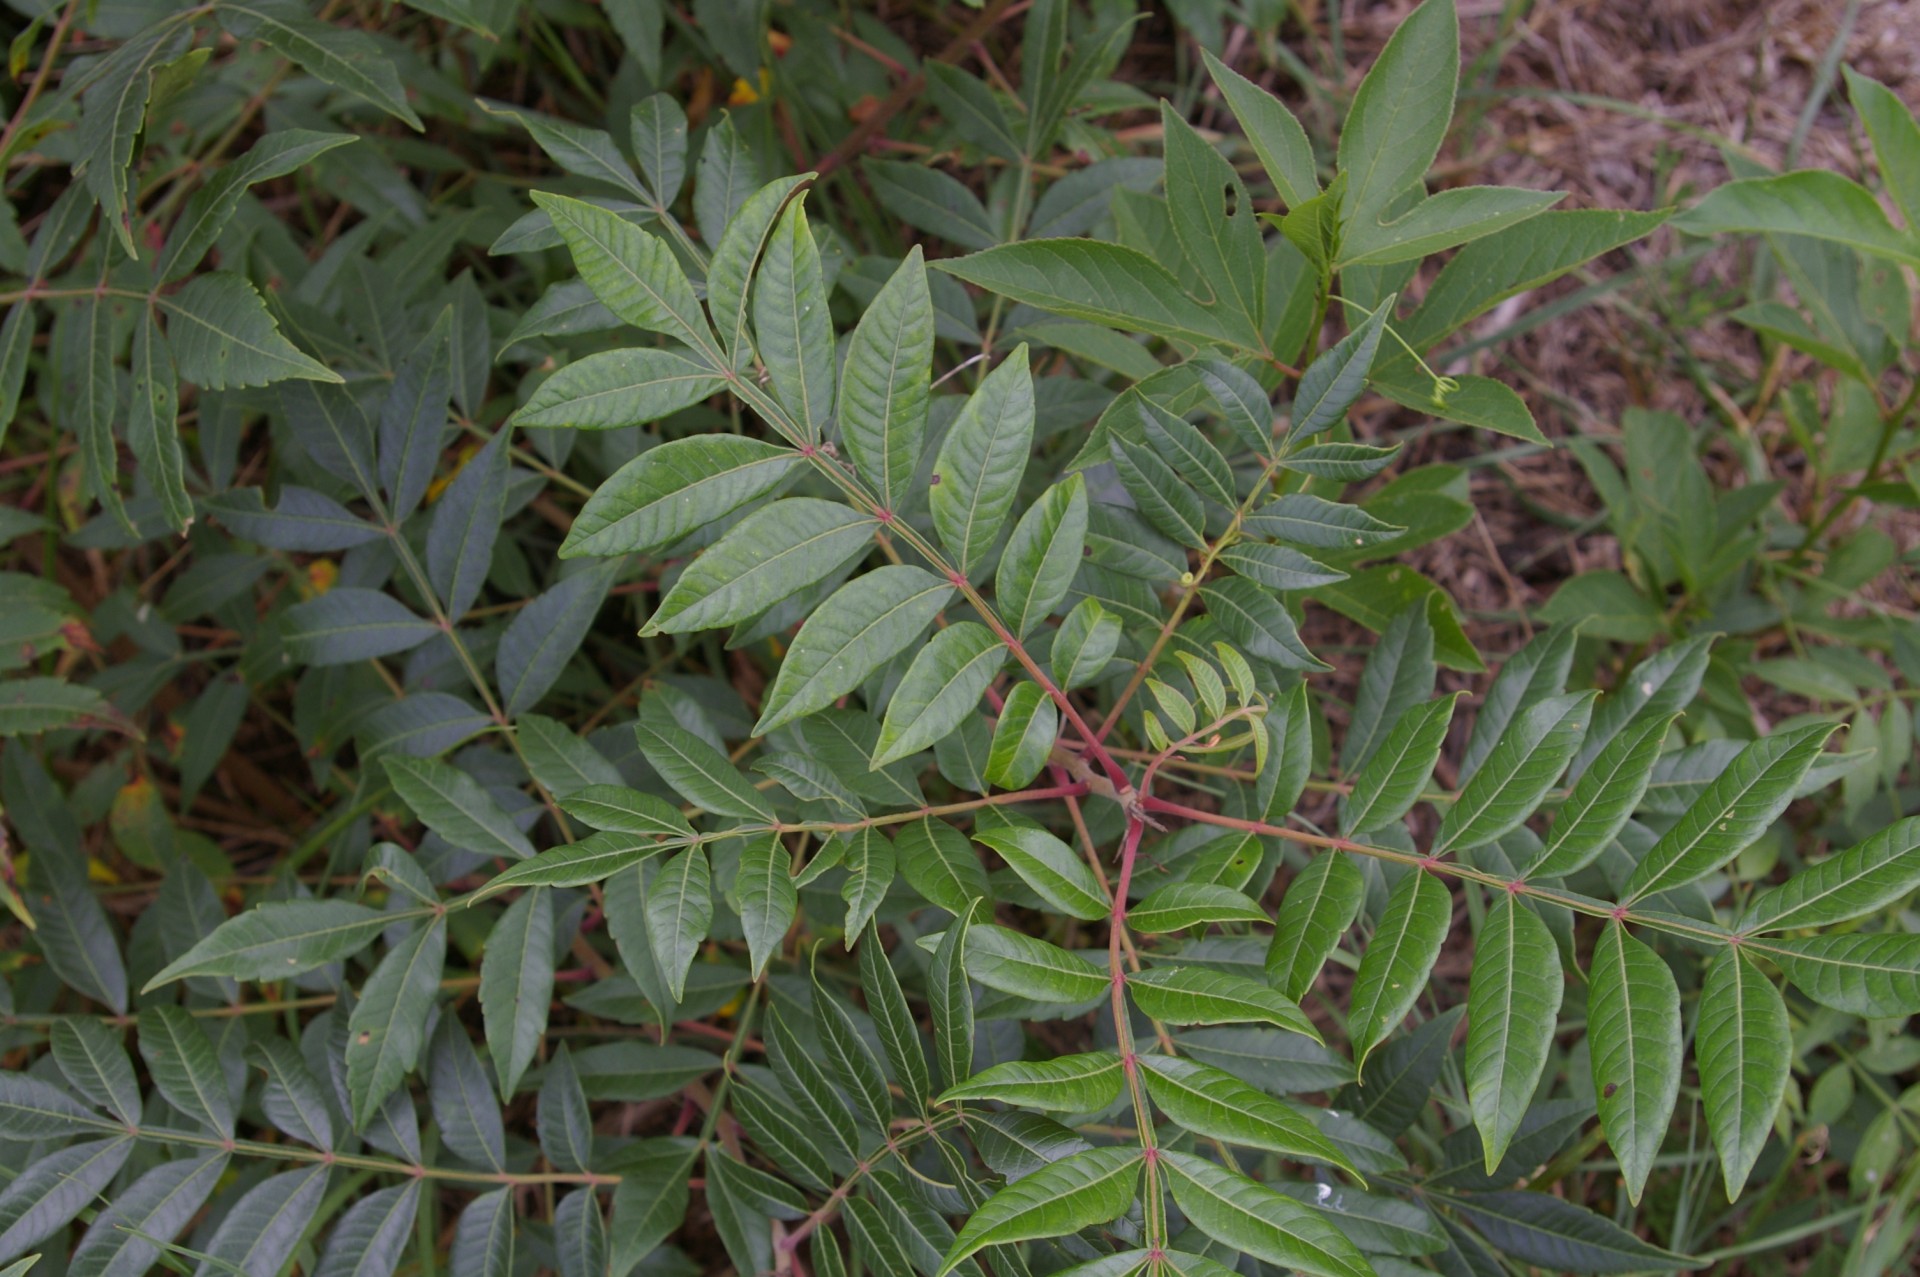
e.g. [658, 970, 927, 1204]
[0, 1, 1916, 1276]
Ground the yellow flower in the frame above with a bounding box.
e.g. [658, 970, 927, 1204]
[304, 559, 339, 598]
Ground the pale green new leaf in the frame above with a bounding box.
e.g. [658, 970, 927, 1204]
[754, 567, 953, 735]
[938, 1147, 1141, 1277]
[1349, 869, 1451, 1069]
[1465, 896, 1564, 1173]
[874, 623, 1006, 768]
[1588, 922, 1681, 1205]
[938, 1051, 1123, 1112]
[932, 346, 1036, 576]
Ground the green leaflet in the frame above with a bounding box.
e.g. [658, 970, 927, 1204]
[1202, 51, 1319, 209]
[534, 192, 715, 352]
[1464, 896, 1564, 1173]
[650, 498, 877, 634]
[973, 821, 1107, 922]
[938, 240, 1242, 349]
[480, 886, 554, 1100]
[1340, 693, 1460, 836]
[937, 1147, 1141, 1277]
[985, 681, 1057, 790]
[1336, 0, 1458, 248]
[1128, 966, 1320, 1041]
[932, 345, 1036, 576]
[1288, 300, 1390, 442]
[1674, 170, 1920, 268]
[162, 273, 340, 390]
[1349, 869, 1451, 1069]
[997, 475, 1089, 639]
[1697, 950, 1791, 1200]
[930, 902, 977, 1092]
[1747, 932, 1920, 1018]
[145, 899, 392, 988]
[1160, 1151, 1373, 1277]
[644, 846, 713, 1000]
[1529, 712, 1673, 880]
[634, 721, 773, 820]
[1622, 724, 1836, 903]
[754, 197, 836, 441]
[1140, 1055, 1357, 1174]
[1741, 816, 1920, 932]
[384, 755, 536, 860]
[1435, 691, 1594, 854]
[754, 566, 954, 735]
[938, 1051, 1124, 1112]
[346, 919, 447, 1126]
[898, 817, 993, 915]
[966, 924, 1108, 1004]
[1589, 922, 1682, 1205]
[874, 622, 1006, 768]
[513, 347, 724, 429]
[1267, 853, 1364, 1002]
[565, 435, 799, 559]
[735, 833, 795, 978]
[1128, 882, 1269, 933]
[839, 247, 935, 510]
